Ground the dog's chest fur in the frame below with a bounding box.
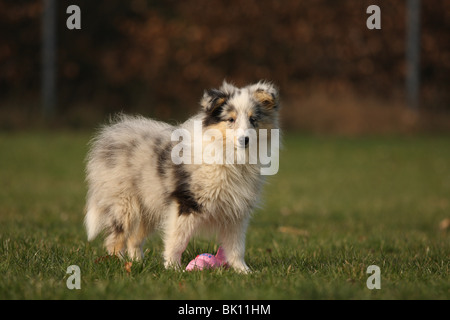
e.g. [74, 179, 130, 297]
[190, 163, 263, 221]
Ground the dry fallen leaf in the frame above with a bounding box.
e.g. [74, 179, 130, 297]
[94, 255, 120, 264]
[439, 218, 450, 231]
[178, 281, 186, 292]
[278, 226, 309, 237]
[124, 261, 133, 274]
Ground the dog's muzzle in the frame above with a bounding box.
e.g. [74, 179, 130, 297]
[238, 136, 249, 148]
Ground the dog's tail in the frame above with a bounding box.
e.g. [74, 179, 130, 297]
[84, 206, 104, 241]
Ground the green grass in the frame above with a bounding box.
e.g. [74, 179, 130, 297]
[0, 132, 449, 299]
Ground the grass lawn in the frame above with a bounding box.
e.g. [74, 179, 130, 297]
[0, 131, 448, 299]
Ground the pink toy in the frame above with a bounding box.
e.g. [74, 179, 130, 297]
[185, 247, 228, 271]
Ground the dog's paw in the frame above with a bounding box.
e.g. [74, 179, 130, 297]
[230, 262, 252, 274]
[164, 259, 182, 271]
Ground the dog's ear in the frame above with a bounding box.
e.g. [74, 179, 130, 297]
[251, 81, 279, 110]
[200, 88, 228, 113]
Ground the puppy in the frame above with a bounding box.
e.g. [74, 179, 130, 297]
[84, 80, 280, 273]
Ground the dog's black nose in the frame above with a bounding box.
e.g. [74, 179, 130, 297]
[239, 136, 249, 147]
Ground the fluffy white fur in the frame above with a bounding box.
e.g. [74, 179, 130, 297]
[84, 80, 280, 273]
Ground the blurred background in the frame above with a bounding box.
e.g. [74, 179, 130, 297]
[1, 1, 449, 299]
[1, 0, 449, 134]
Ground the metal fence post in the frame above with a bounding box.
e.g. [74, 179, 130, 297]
[406, 0, 421, 111]
[42, 0, 57, 118]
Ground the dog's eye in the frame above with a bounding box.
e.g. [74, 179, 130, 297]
[227, 118, 235, 123]
[249, 117, 257, 125]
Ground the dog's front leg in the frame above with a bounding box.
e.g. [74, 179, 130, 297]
[219, 218, 251, 273]
[163, 209, 198, 270]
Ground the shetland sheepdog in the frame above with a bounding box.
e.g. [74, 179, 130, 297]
[84, 80, 280, 273]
